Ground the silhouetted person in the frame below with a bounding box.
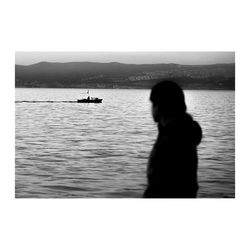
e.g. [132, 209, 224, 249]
[144, 81, 202, 198]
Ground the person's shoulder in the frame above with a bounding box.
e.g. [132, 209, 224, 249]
[172, 113, 202, 146]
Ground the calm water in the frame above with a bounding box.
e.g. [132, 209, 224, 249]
[15, 88, 235, 198]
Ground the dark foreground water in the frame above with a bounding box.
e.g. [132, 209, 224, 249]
[15, 88, 235, 198]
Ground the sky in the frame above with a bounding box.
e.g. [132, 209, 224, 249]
[15, 51, 235, 65]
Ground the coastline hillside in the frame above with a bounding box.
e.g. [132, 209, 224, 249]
[15, 62, 235, 90]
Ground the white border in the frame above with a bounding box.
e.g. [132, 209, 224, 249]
[1, 1, 249, 250]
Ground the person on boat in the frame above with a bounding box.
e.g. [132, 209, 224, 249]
[144, 80, 202, 198]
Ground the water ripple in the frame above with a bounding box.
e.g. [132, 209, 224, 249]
[15, 89, 235, 198]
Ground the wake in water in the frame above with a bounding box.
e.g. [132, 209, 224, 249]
[15, 101, 77, 103]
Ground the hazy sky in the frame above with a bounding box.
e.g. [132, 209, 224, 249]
[15, 51, 235, 65]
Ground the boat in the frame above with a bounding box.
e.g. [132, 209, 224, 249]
[77, 90, 103, 103]
[77, 97, 102, 103]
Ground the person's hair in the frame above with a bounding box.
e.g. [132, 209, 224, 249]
[150, 80, 187, 117]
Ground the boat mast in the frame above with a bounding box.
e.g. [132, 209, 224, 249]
[87, 89, 90, 100]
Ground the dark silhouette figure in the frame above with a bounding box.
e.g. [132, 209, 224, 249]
[144, 81, 202, 198]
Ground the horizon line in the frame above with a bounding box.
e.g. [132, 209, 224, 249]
[15, 61, 236, 67]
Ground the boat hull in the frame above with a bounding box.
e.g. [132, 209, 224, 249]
[77, 99, 102, 103]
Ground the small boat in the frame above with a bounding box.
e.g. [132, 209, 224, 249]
[77, 90, 102, 103]
[77, 97, 102, 103]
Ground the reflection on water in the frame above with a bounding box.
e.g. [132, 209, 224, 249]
[15, 88, 235, 198]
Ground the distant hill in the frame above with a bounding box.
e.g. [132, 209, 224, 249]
[15, 61, 235, 90]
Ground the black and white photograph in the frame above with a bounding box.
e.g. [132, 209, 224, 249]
[15, 51, 235, 198]
[1, 0, 249, 250]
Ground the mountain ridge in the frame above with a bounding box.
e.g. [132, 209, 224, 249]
[15, 61, 235, 90]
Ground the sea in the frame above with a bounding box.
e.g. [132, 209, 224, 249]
[15, 88, 235, 198]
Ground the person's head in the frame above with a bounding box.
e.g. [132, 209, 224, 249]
[150, 80, 187, 122]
